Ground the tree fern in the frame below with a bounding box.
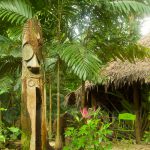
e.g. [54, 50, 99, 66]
[0, 0, 33, 25]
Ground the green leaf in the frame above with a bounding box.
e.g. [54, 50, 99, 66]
[8, 127, 20, 133]
[0, 108, 7, 111]
[0, 0, 34, 25]
[0, 134, 5, 142]
[0, 76, 13, 95]
[110, 1, 150, 15]
[59, 43, 101, 81]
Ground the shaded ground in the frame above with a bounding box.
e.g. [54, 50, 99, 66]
[112, 144, 150, 150]
[49, 141, 150, 150]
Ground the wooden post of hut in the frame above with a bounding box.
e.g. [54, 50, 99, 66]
[81, 80, 86, 108]
[21, 19, 48, 150]
[133, 83, 141, 144]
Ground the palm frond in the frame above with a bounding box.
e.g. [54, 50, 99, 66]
[59, 43, 102, 81]
[84, 0, 150, 15]
[110, 1, 150, 15]
[44, 58, 58, 72]
[109, 44, 150, 62]
[96, 41, 150, 63]
[0, 76, 13, 95]
[7, 26, 22, 41]
[0, 0, 33, 24]
[120, 44, 150, 61]
[0, 55, 21, 76]
[0, 35, 11, 43]
[0, 35, 15, 54]
[0, 34, 21, 57]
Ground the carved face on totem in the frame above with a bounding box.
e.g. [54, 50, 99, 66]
[22, 19, 43, 74]
[22, 44, 41, 74]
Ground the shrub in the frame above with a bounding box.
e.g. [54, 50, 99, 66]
[0, 108, 20, 148]
[63, 109, 112, 150]
[143, 131, 150, 144]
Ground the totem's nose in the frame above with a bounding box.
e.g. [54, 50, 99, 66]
[27, 55, 40, 74]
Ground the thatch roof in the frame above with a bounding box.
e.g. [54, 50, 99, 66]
[102, 58, 150, 88]
[102, 33, 150, 88]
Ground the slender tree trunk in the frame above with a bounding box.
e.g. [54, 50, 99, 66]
[0, 101, 2, 122]
[133, 83, 141, 144]
[55, 59, 63, 150]
[48, 77, 52, 139]
[81, 80, 85, 108]
[11, 93, 15, 126]
[55, 0, 63, 149]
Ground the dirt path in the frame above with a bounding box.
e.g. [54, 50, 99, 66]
[49, 141, 150, 150]
[112, 144, 150, 150]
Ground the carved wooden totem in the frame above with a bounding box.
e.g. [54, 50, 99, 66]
[21, 18, 47, 150]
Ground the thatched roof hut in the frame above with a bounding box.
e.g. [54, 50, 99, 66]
[102, 33, 150, 88]
[65, 34, 150, 143]
[65, 58, 150, 107]
[65, 33, 150, 105]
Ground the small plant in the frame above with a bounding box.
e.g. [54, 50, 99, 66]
[143, 131, 150, 144]
[0, 107, 21, 148]
[8, 127, 20, 140]
[0, 122, 21, 148]
[63, 109, 112, 150]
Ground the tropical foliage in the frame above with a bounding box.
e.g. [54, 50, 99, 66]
[0, 0, 150, 149]
[0, 0, 33, 24]
[64, 109, 112, 150]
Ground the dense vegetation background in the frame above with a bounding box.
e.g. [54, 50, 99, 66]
[0, 0, 150, 149]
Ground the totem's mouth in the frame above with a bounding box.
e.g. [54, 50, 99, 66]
[27, 66, 40, 74]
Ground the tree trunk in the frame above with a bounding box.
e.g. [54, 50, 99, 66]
[133, 83, 141, 144]
[55, 0, 63, 148]
[0, 101, 2, 122]
[11, 93, 15, 126]
[55, 60, 63, 150]
[48, 77, 52, 139]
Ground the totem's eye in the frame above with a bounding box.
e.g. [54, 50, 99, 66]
[22, 44, 34, 61]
